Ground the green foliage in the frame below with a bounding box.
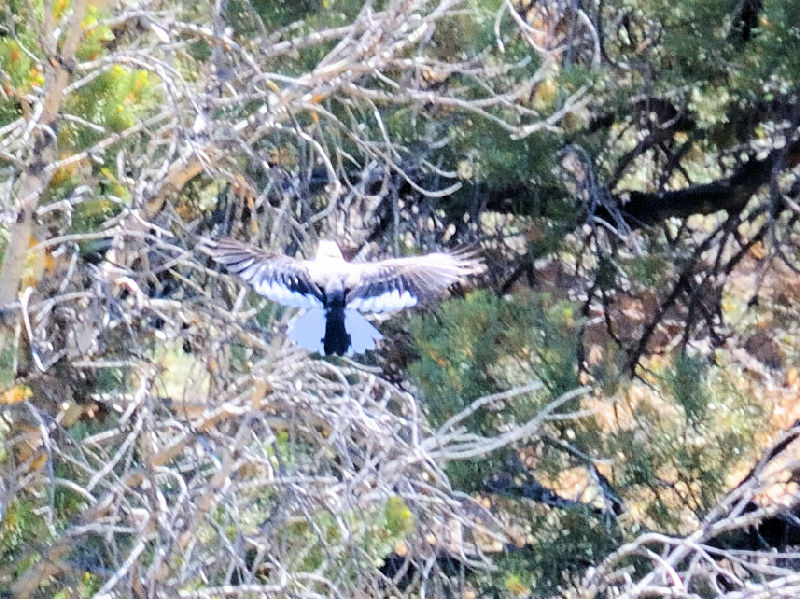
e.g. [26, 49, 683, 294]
[622, 252, 673, 288]
[1, 497, 49, 567]
[54, 572, 102, 599]
[749, 1, 800, 84]
[610, 358, 765, 529]
[0, 0, 794, 595]
[654, 0, 800, 91]
[604, 0, 800, 138]
[489, 507, 620, 596]
[433, 3, 496, 57]
[410, 288, 766, 592]
[410, 291, 510, 428]
[0, 18, 43, 126]
[665, 352, 708, 425]
[233, 0, 321, 30]
[68, 65, 158, 135]
[0, 38, 41, 94]
[383, 496, 415, 537]
[465, 125, 558, 191]
[94, 365, 127, 394]
[70, 198, 121, 234]
[227, 0, 364, 71]
[409, 291, 581, 491]
[201, 492, 414, 588]
[77, 6, 115, 61]
[0, 340, 15, 391]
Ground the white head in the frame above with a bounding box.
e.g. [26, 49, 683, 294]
[314, 239, 344, 261]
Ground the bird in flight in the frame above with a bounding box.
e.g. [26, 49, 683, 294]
[201, 237, 484, 356]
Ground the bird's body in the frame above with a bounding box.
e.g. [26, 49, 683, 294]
[201, 237, 484, 355]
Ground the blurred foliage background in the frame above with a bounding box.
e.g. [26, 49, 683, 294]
[1, 0, 800, 597]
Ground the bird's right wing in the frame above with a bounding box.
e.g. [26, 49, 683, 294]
[199, 237, 323, 308]
[345, 249, 484, 313]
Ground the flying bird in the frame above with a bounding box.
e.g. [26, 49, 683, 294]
[200, 237, 484, 356]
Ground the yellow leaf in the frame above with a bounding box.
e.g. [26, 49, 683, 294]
[30, 451, 47, 471]
[749, 240, 766, 259]
[21, 236, 46, 289]
[787, 367, 799, 388]
[0, 385, 32, 404]
[505, 574, 529, 596]
[60, 402, 85, 427]
[531, 78, 558, 112]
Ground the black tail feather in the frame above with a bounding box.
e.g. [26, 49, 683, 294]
[323, 307, 351, 355]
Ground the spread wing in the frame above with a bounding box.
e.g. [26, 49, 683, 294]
[199, 237, 323, 308]
[345, 249, 484, 313]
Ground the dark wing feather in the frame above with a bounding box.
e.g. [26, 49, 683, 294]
[345, 249, 484, 313]
[199, 237, 323, 308]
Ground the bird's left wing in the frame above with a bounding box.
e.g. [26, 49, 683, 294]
[345, 249, 484, 313]
[199, 237, 323, 308]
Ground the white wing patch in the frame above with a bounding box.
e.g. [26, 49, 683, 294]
[287, 308, 326, 353]
[344, 310, 381, 354]
[348, 289, 417, 313]
[252, 278, 322, 309]
[235, 261, 260, 280]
